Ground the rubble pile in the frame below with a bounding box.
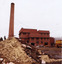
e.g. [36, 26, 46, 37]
[40, 49, 62, 64]
[40, 47, 62, 59]
[0, 37, 62, 64]
[0, 37, 36, 64]
[41, 55, 62, 62]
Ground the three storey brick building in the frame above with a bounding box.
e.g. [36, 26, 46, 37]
[19, 28, 50, 46]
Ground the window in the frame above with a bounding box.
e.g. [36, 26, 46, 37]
[36, 38, 39, 40]
[44, 42, 48, 45]
[47, 38, 49, 40]
[41, 41, 43, 44]
[51, 43, 54, 46]
[44, 33, 46, 35]
[31, 37, 34, 40]
[41, 38, 43, 40]
[23, 32, 26, 35]
[27, 41, 29, 43]
[47, 33, 49, 35]
[41, 33, 43, 35]
[31, 43, 35, 46]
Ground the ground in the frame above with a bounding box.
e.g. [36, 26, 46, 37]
[39, 47, 62, 59]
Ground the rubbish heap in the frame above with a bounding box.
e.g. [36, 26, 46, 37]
[0, 37, 39, 64]
[0, 37, 62, 64]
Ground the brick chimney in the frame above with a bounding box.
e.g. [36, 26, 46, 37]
[9, 3, 15, 37]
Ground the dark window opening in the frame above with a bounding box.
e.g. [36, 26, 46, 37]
[31, 37, 34, 40]
[44, 33, 46, 35]
[28, 38, 29, 39]
[36, 38, 39, 40]
[41, 38, 43, 40]
[44, 38, 46, 40]
[27, 41, 29, 43]
[51, 43, 54, 46]
[41, 41, 43, 44]
[23, 32, 26, 35]
[41, 33, 43, 35]
[47, 38, 49, 40]
[44, 42, 48, 45]
[47, 33, 49, 35]
[31, 43, 35, 46]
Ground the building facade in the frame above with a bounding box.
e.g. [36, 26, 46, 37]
[50, 37, 55, 46]
[19, 28, 50, 46]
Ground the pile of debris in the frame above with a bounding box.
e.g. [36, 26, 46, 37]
[40, 55, 62, 63]
[0, 37, 38, 64]
[40, 47, 62, 59]
[0, 37, 62, 64]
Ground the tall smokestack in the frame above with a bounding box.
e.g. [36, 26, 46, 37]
[9, 3, 15, 37]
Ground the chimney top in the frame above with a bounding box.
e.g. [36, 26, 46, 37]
[11, 3, 15, 5]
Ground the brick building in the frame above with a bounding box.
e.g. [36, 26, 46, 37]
[50, 37, 55, 46]
[19, 28, 51, 46]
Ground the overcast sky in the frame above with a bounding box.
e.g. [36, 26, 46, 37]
[0, 0, 62, 38]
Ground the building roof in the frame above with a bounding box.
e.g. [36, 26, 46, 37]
[19, 28, 50, 38]
[19, 28, 50, 34]
[19, 28, 37, 33]
[38, 30, 50, 33]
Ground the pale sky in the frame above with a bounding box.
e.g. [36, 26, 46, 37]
[0, 0, 62, 38]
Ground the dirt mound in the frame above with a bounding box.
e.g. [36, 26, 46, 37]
[0, 37, 34, 64]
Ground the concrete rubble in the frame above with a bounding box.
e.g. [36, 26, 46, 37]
[0, 37, 62, 64]
[0, 37, 36, 64]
